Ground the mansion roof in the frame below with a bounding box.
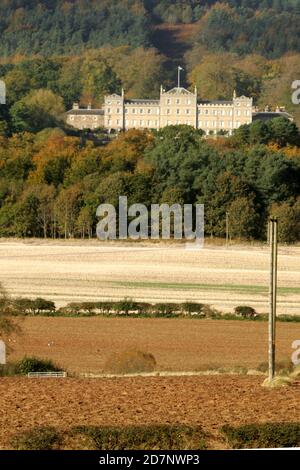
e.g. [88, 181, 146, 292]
[253, 111, 293, 121]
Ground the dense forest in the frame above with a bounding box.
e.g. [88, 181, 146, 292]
[0, 122, 299, 241]
[0, 1, 299, 241]
[0, 1, 299, 57]
[0, 1, 299, 126]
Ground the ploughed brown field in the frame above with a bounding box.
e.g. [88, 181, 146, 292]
[1, 376, 299, 449]
[2, 241, 300, 450]
[9, 317, 300, 373]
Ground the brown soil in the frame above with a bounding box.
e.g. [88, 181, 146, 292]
[1, 376, 299, 449]
[9, 317, 300, 373]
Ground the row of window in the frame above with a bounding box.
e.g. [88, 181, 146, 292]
[108, 119, 194, 127]
[106, 107, 251, 117]
[107, 108, 159, 115]
[69, 116, 101, 121]
[125, 120, 159, 127]
[166, 109, 192, 115]
[165, 98, 192, 105]
[106, 100, 122, 105]
[199, 109, 233, 116]
[201, 109, 251, 116]
[164, 120, 192, 126]
[199, 120, 242, 128]
[106, 119, 250, 129]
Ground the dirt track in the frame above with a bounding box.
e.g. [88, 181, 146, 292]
[0, 240, 300, 314]
[0, 376, 299, 449]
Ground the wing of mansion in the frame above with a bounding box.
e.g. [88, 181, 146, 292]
[66, 85, 291, 136]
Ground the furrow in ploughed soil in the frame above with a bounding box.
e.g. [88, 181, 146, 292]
[0, 376, 299, 449]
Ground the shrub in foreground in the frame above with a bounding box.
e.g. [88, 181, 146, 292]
[104, 349, 156, 374]
[16, 357, 61, 375]
[257, 359, 294, 375]
[11, 427, 61, 450]
[234, 306, 257, 319]
[72, 424, 207, 450]
[221, 423, 300, 448]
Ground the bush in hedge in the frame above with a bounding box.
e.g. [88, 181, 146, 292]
[181, 302, 206, 316]
[153, 303, 179, 317]
[11, 297, 56, 315]
[279, 315, 300, 323]
[11, 427, 61, 450]
[202, 305, 221, 318]
[72, 424, 207, 450]
[221, 423, 300, 448]
[234, 306, 257, 319]
[104, 349, 156, 374]
[115, 298, 143, 315]
[257, 359, 294, 374]
[32, 298, 56, 314]
[16, 357, 61, 375]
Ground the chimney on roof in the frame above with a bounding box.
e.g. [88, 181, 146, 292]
[73, 102, 79, 110]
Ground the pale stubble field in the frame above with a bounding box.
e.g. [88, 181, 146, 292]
[0, 239, 299, 314]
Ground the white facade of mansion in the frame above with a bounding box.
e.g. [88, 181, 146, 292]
[67, 86, 253, 135]
[105, 87, 252, 135]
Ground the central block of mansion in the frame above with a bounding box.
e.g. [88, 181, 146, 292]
[66, 86, 253, 135]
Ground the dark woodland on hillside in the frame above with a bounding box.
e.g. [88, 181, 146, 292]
[0, 1, 299, 241]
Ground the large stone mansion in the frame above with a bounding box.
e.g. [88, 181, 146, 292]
[66, 85, 291, 135]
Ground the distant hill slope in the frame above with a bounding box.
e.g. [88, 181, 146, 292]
[0, 1, 299, 58]
[0, 1, 299, 127]
[0, 0, 151, 56]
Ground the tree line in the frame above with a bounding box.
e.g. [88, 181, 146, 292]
[0, 0, 151, 57]
[0, 49, 300, 140]
[0, 120, 299, 242]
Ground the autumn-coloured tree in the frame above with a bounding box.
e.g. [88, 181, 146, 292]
[29, 135, 81, 186]
[80, 53, 121, 106]
[271, 199, 300, 243]
[76, 206, 94, 239]
[11, 89, 65, 133]
[55, 185, 82, 239]
[102, 129, 154, 172]
[228, 197, 259, 240]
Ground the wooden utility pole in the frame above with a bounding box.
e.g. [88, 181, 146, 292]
[226, 212, 229, 248]
[269, 217, 278, 381]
